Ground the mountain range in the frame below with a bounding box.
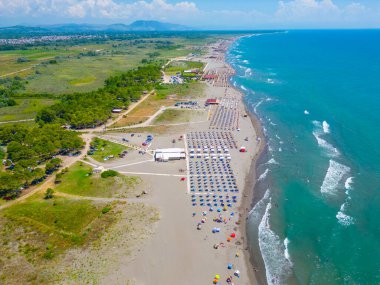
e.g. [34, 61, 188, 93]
[0, 21, 193, 35]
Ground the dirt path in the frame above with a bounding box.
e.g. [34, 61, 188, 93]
[54, 191, 145, 203]
[0, 132, 93, 210]
[0, 119, 34, 124]
[0, 88, 158, 211]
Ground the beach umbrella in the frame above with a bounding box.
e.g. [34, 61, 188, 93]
[228, 263, 233, 270]
[230, 233, 236, 238]
[215, 274, 220, 279]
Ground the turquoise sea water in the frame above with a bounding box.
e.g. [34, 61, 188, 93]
[228, 30, 380, 285]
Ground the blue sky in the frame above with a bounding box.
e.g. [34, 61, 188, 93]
[1, 0, 379, 29]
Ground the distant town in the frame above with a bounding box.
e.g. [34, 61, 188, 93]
[0, 34, 104, 45]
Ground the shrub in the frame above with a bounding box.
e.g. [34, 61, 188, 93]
[101, 170, 118, 178]
[101, 206, 111, 214]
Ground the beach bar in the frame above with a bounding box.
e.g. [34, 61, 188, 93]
[154, 148, 186, 162]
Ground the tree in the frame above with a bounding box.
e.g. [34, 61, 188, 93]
[44, 188, 54, 199]
[45, 157, 62, 174]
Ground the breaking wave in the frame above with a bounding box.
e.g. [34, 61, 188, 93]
[345, 177, 354, 190]
[258, 168, 270, 181]
[322, 121, 330, 134]
[259, 201, 293, 285]
[336, 209, 355, 226]
[312, 120, 339, 157]
[320, 160, 351, 195]
[266, 158, 279, 165]
[284, 238, 292, 262]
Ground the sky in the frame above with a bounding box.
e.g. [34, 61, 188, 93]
[0, 0, 380, 29]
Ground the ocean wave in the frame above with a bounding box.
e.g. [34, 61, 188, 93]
[345, 177, 354, 190]
[266, 158, 279, 165]
[304, 110, 310, 115]
[284, 238, 292, 262]
[248, 189, 270, 221]
[241, 85, 247, 91]
[254, 100, 264, 114]
[245, 68, 253, 77]
[312, 121, 339, 157]
[243, 59, 249, 64]
[258, 168, 270, 181]
[312, 132, 340, 157]
[322, 121, 330, 134]
[267, 78, 275, 84]
[320, 160, 351, 195]
[259, 202, 293, 285]
[336, 210, 355, 226]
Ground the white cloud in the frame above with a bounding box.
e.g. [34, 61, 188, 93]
[274, 0, 369, 24]
[276, 0, 339, 21]
[0, 0, 378, 28]
[0, 0, 198, 22]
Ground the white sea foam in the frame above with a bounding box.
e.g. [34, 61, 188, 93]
[245, 68, 252, 76]
[345, 177, 354, 190]
[259, 202, 293, 285]
[267, 78, 275, 84]
[312, 121, 339, 157]
[304, 110, 310, 115]
[254, 100, 264, 114]
[258, 169, 270, 181]
[336, 211, 355, 226]
[284, 238, 292, 262]
[312, 132, 340, 157]
[248, 189, 270, 220]
[278, 147, 282, 152]
[243, 59, 249, 64]
[266, 158, 279, 165]
[270, 122, 277, 126]
[241, 85, 248, 91]
[322, 121, 330, 134]
[320, 160, 351, 195]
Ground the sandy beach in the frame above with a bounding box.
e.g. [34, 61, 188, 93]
[83, 37, 266, 285]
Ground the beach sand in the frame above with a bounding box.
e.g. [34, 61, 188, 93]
[97, 38, 265, 285]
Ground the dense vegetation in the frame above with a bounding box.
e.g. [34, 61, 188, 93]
[0, 77, 25, 108]
[0, 124, 83, 199]
[36, 64, 161, 129]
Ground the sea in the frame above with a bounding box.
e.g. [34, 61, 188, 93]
[227, 30, 380, 285]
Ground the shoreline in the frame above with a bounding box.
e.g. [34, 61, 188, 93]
[226, 37, 269, 285]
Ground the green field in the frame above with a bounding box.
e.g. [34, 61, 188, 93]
[0, 192, 113, 262]
[0, 38, 202, 94]
[89, 138, 130, 162]
[0, 98, 57, 122]
[154, 109, 207, 124]
[55, 162, 141, 198]
[155, 82, 205, 100]
[164, 60, 204, 76]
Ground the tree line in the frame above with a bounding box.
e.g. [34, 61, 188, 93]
[36, 64, 162, 129]
[0, 124, 83, 199]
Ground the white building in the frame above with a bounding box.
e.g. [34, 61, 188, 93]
[154, 148, 186, 162]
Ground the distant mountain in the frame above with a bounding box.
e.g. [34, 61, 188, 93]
[0, 21, 193, 36]
[128, 20, 191, 31]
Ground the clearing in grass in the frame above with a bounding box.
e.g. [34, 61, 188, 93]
[54, 162, 141, 198]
